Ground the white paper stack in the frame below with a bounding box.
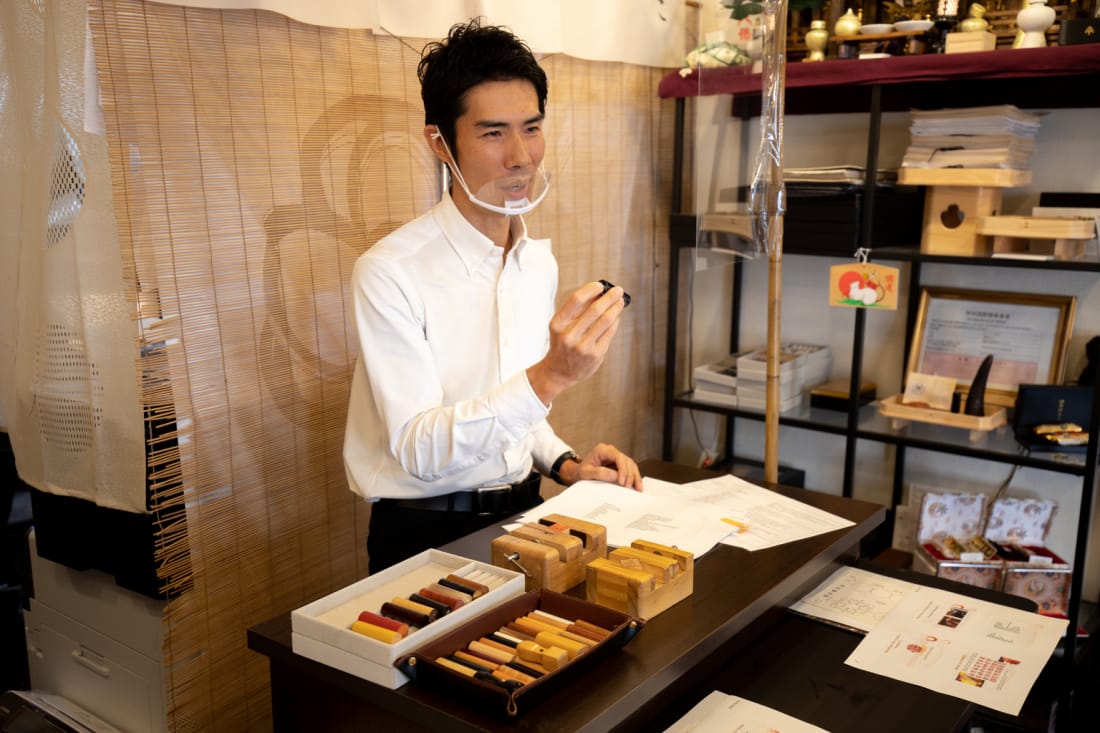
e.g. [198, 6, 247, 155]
[901, 105, 1042, 170]
[734, 343, 831, 412]
[691, 352, 744, 407]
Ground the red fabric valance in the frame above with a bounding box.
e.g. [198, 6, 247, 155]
[659, 44, 1100, 99]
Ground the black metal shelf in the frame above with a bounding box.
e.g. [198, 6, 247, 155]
[675, 391, 1092, 478]
[660, 46, 1100, 680]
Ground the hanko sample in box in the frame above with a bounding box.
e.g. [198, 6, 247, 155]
[291, 549, 524, 688]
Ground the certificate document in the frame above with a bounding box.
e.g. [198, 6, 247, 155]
[845, 585, 1066, 715]
[915, 296, 1062, 392]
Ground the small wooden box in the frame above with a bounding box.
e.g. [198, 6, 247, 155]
[920, 185, 1002, 256]
[491, 514, 607, 593]
[897, 169, 1032, 256]
[945, 30, 997, 54]
[585, 540, 693, 620]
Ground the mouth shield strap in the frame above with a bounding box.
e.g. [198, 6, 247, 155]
[433, 132, 551, 216]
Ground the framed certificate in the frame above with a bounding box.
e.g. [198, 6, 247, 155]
[907, 287, 1077, 405]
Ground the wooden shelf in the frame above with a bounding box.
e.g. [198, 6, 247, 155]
[658, 44, 1100, 117]
[897, 167, 1032, 187]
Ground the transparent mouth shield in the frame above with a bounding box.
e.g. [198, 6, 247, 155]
[433, 132, 551, 216]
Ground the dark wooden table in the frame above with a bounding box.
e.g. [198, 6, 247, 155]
[248, 461, 948, 732]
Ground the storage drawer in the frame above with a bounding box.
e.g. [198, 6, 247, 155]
[25, 600, 167, 733]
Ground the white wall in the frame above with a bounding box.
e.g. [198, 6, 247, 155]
[675, 99, 1100, 603]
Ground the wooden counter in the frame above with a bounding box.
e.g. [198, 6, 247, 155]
[248, 461, 904, 731]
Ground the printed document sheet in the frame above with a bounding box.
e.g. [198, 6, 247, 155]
[644, 473, 854, 551]
[511, 480, 729, 557]
[663, 691, 829, 733]
[511, 473, 853, 557]
[845, 585, 1066, 715]
[789, 565, 923, 633]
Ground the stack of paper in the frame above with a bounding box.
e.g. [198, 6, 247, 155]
[901, 105, 1042, 170]
[691, 352, 745, 408]
[735, 343, 831, 412]
[509, 473, 855, 558]
[783, 165, 898, 185]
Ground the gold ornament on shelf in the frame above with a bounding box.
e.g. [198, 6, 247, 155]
[959, 2, 989, 32]
[804, 20, 829, 62]
[835, 9, 863, 37]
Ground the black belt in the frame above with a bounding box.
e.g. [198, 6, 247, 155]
[380, 471, 541, 516]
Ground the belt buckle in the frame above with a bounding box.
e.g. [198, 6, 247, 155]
[474, 483, 511, 516]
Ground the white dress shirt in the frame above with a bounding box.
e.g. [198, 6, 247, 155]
[343, 192, 571, 501]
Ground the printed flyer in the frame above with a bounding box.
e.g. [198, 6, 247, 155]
[845, 585, 1066, 715]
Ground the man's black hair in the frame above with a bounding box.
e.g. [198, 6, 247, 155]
[418, 18, 548, 154]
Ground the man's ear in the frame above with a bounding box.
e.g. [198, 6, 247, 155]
[424, 126, 451, 165]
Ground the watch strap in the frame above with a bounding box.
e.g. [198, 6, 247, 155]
[549, 450, 580, 485]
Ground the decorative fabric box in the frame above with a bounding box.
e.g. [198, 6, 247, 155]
[914, 542, 1003, 590]
[914, 492, 1071, 608]
[915, 492, 1002, 590]
[986, 496, 1071, 614]
[291, 549, 525, 688]
[397, 589, 641, 718]
[1001, 558, 1071, 615]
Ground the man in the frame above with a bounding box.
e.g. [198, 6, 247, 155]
[344, 19, 643, 574]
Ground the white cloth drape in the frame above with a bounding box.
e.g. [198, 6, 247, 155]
[0, 0, 146, 512]
[150, 0, 688, 68]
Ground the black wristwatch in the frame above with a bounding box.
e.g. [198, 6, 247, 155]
[549, 450, 580, 485]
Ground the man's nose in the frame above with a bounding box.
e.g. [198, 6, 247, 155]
[504, 131, 533, 169]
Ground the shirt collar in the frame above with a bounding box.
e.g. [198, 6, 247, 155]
[435, 191, 532, 274]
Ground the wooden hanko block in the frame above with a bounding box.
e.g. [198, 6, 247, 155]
[585, 540, 693, 620]
[491, 515, 607, 593]
[536, 514, 607, 567]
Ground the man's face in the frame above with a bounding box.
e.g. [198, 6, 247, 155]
[450, 79, 545, 212]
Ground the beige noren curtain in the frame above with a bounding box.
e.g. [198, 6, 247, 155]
[2, 0, 675, 727]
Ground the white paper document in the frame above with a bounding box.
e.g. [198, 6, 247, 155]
[789, 565, 923, 633]
[647, 474, 854, 552]
[664, 690, 829, 733]
[511, 473, 854, 557]
[511, 480, 730, 558]
[845, 585, 1067, 715]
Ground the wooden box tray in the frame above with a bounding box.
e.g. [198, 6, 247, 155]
[397, 589, 641, 717]
[879, 394, 1007, 434]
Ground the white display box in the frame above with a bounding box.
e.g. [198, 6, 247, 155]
[290, 549, 524, 688]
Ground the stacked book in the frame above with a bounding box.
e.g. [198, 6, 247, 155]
[691, 352, 743, 408]
[900, 105, 1042, 171]
[711, 344, 831, 413]
[693, 344, 832, 411]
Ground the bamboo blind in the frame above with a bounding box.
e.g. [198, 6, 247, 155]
[86, 0, 673, 728]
